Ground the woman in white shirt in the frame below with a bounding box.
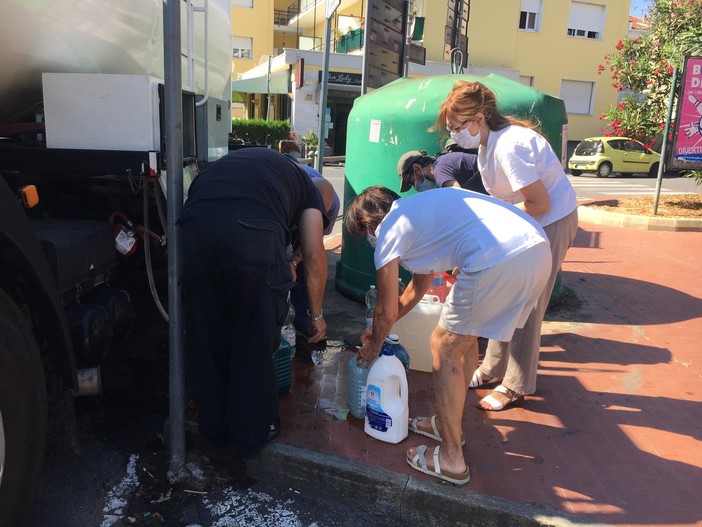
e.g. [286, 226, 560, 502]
[436, 80, 579, 412]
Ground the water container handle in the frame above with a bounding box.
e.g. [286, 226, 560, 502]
[421, 294, 441, 305]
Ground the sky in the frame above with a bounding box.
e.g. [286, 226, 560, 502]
[630, 0, 650, 17]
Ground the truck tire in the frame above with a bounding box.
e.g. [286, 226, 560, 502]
[0, 288, 47, 527]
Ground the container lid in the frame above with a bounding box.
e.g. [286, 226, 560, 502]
[385, 334, 399, 344]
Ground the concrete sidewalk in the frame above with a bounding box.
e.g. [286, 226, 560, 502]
[250, 213, 702, 527]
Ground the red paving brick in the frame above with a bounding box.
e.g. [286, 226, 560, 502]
[277, 218, 702, 527]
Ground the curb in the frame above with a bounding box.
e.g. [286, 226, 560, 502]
[577, 202, 702, 232]
[249, 443, 610, 527]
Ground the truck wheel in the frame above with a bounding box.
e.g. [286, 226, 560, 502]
[0, 289, 47, 527]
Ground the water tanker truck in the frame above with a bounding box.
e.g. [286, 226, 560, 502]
[0, 1, 232, 523]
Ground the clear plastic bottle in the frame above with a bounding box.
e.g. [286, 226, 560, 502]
[347, 353, 375, 419]
[281, 301, 296, 356]
[385, 333, 410, 381]
[364, 284, 377, 328]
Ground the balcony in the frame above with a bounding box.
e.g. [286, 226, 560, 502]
[335, 28, 364, 54]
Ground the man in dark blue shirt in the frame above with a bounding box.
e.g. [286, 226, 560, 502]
[398, 149, 486, 195]
[181, 148, 328, 459]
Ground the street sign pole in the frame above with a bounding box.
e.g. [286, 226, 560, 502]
[316, 0, 340, 173]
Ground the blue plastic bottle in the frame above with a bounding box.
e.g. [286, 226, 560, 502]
[385, 334, 411, 380]
[347, 353, 374, 419]
[273, 337, 293, 394]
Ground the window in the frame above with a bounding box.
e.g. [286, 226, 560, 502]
[560, 80, 595, 115]
[623, 140, 645, 153]
[231, 0, 253, 7]
[519, 75, 534, 87]
[518, 0, 542, 31]
[567, 1, 605, 40]
[232, 36, 252, 59]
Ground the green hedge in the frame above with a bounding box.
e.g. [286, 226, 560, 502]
[231, 119, 290, 146]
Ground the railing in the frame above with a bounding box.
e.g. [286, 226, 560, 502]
[335, 28, 364, 53]
[274, 9, 292, 26]
[284, 0, 320, 22]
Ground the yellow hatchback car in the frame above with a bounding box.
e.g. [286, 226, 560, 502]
[568, 137, 661, 178]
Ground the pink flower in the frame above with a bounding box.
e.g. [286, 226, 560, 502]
[653, 69, 661, 75]
[615, 40, 624, 50]
[668, 67, 674, 74]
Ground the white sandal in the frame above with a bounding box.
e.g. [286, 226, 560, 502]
[406, 445, 470, 485]
[408, 415, 465, 446]
[468, 368, 500, 389]
[478, 385, 524, 411]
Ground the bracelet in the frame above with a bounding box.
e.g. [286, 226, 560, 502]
[307, 308, 323, 321]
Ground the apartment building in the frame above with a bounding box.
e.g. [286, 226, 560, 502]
[231, 0, 630, 153]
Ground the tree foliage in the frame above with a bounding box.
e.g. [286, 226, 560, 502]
[600, 0, 702, 151]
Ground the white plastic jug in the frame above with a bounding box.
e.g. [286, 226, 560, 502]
[364, 342, 408, 444]
[390, 294, 442, 372]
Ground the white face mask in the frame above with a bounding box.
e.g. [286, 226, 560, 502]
[366, 233, 377, 249]
[451, 124, 481, 150]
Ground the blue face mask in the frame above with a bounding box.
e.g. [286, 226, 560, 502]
[414, 178, 437, 192]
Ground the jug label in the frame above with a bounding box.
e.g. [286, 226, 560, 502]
[365, 384, 392, 432]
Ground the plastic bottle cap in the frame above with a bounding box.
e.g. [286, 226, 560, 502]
[385, 334, 399, 344]
[381, 343, 394, 356]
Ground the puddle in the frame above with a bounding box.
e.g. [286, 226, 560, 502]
[311, 339, 350, 420]
[309, 339, 345, 365]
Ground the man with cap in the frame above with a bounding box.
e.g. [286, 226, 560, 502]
[398, 149, 486, 195]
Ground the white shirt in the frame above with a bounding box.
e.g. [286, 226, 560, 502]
[478, 125, 577, 227]
[374, 188, 548, 274]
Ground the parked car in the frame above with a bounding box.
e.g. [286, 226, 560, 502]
[568, 137, 661, 178]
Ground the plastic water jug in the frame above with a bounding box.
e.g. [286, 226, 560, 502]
[390, 294, 442, 372]
[364, 342, 408, 443]
[364, 285, 377, 328]
[346, 353, 375, 420]
[281, 302, 296, 356]
[273, 337, 293, 394]
[385, 334, 410, 381]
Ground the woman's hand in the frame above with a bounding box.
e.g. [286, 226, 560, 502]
[357, 327, 377, 366]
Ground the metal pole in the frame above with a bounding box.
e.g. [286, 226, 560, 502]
[360, 0, 370, 95]
[653, 67, 679, 215]
[402, 1, 411, 78]
[266, 55, 272, 119]
[316, 16, 333, 172]
[163, 0, 187, 481]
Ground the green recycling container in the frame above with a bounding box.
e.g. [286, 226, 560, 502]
[336, 73, 568, 302]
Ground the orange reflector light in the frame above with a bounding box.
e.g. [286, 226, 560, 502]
[20, 185, 39, 208]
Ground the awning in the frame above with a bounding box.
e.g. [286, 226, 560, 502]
[231, 72, 290, 95]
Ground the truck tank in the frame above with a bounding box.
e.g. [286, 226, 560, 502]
[0, 0, 232, 123]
